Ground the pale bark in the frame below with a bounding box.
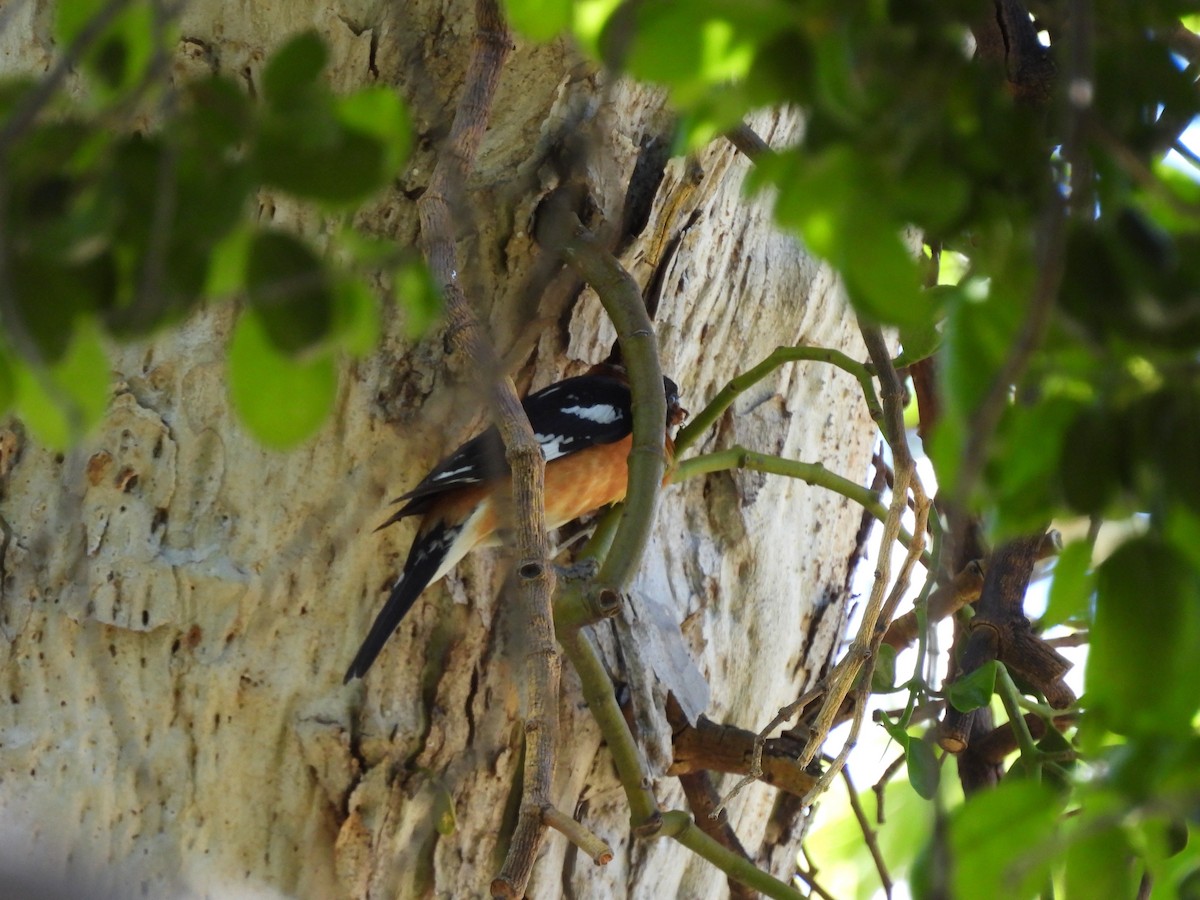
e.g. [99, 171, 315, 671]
[0, 1, 879, 897]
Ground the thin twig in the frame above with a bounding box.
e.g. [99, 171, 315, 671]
[842, 768, 893, 898]
[871, 753, 908, 825]
[674, 345, 883, 454]
[713, 686, 824, 815]
[543, 806, 613, 865]
[725, 122, 772, 160]
[797, 322, 930, 787]
[671, 447, 922, 559]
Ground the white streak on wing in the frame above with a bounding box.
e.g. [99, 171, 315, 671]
[429, 502, 495, 584]
[432, 464, 476, 482]
[563, 403, 621, 424]
[535, 433, 572, 461]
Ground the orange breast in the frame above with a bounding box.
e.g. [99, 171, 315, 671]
[543, 434, 634, 528]
[421, 433, 665, 543]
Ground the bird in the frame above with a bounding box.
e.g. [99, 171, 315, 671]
[344, 367, 686, 682]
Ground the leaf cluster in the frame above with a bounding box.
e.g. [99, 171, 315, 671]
[0, 14, 429, 447]
[498, 0, 1200, 895]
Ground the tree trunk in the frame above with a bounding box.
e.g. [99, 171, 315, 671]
[0, 2, 879, 897]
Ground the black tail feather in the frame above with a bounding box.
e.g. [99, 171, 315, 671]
[343, 521, 457, 683]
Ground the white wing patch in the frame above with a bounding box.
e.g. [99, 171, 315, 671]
[562, 403, 622, 424]
[536, 433, 572, 461]
[431, 464, 476, 482]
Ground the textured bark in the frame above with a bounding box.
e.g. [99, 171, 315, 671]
[0, 2, 878, 897]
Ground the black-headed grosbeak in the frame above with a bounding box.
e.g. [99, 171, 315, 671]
[344, 368, 685, 682]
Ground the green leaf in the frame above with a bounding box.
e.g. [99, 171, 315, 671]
[262, 31, 328, 105]
[183, 76, 253, 151]
[1043, 540, 1094, 629]
[395, 261, 443, 339]
[948, 660, 997, 713]
[505, 0, 573, 42]
[56, 0, 162, 96]
[841, 215, 931, 329]
[0, 347, 15, 415]
[949, 780, 1063, 900]
[13, 322, 110, 449]
[206, 228, 253, 297]
[1058, 406, 1123, 516]
[1089, 535, 1200, 736]
[1064, 824, 1135, 900]
[1166, 506, 1200, 574]
[907, 739, 940, 800]
[333, 277, 382, 357]
[870, 642, 898, 693]
[990, 397, 1082, 538]
[894, 318, 942, 368]
[245, 230, 334, 355]
[227, 311, 336, 448]
[337, 87, 413, 176]
[925, 409, 966, 500]
[940, 283, 1009, 421]
[255, 122, 388, 205]
[770, 145, 934, 328]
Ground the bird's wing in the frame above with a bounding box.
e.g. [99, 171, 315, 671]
[382, 375, 634, 520]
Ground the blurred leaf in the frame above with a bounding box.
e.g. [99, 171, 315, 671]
[941, 284, 1009, 421]
[183, 75, 253, 151]
[506, 0, 572, 42]
[948, 661, 997, 713]
[227, 311, 336, 448]
[1042, 540, 1094, 629]
[926, 410, 965, 499]
[262, 30, 327, 105]
[1089, 535, 1200, 736]
[337, 87, 412, 176]
[841, 214, 930, 328]
[907, 739, 940, 800]
[949, 780, 1062, 900]
[56, 0, 162, 97]
[1064, 824, 1135, 900]
[255, 120, 388, 204]
[894, 318, 942, 368]
[333, 276, 382, 357]
[871, 642, 898, 693]
[206, 227, 253, 297]
[395, 261, 443, 338]
[1058, 406, 1124, 517]
[1166, 506, 1200, 574]
[13, 322, 110, 449]
[990, 396, 1081, 536]
[245, 230, 333, 355]
[254, 33, 399, 204]
[0, 348, 14, 415]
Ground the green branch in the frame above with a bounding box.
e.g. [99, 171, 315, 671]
[674, 345, 883, 455]
[996, 663, 1043, 771]
[659, 811, 804, 900]
[672, 445, 925, 561]
[560, 629, 660, 826]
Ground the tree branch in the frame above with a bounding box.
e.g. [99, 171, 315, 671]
[671, 446, 923, 560]
[542, 806, 613, 866]
[674, 345, 883, 455]
[407, 4, 553, 896]
[794, 322, 931, 796]
[658, 811, 805, 900]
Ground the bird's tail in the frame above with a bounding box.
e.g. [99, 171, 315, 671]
[343, 520, 458, 683]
